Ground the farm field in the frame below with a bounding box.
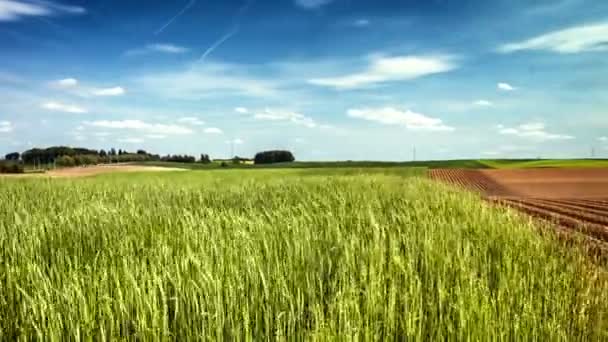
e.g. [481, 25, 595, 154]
[429, 168, 608, 244]
[0, 167, 607, 339]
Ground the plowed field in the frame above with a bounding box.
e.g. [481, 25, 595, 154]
[429, 168, 608, 246]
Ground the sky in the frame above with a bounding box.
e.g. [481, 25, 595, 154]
[1, 0, 607, 160]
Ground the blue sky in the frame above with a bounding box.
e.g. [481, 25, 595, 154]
[1, 0, 607, 160]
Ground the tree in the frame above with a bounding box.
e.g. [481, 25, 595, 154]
[254, 150, 295, 164]
[56, 155, 75, 167]
[200, 154, 211, 164]
[109, 148, 117, 156]
[99, 149, 107, 157]
[137, 149, 147, 155]
[4, 152, 19, 161]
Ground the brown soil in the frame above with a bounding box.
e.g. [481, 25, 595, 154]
[1, 164, 184, 178]
[429, 168, 608, 247]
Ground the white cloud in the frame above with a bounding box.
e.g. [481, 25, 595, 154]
[117, 137, 144, 144]
[347, 107, 454, 131]
[84, 120, 193, 135]
[0, 0, 85, 21]
[253, 108, 317, 128]
[204, 127, 223, 134]
[598, 136, 608, 142]
[92, 87, 125, 96]
[295, 0, 333, 9]
[125, 43, 189, 56]
[177, 117, 205, 126]
[145, 134, 167, 139]
[41, 101, 87, 113]
[0, 121, 14, 133]
[473, 100, 493, 106]
[309, 55, 456, 89]
[354, 19, 370, 27]
[51, 78, 78, 88]
[226, 138, 244, 145]
[235, 107, 249, 114]
[498, 122, 573, 141]
[93, 132, 111, 137]
[497, 82, 516, 91]
[498, 22, 608, 54]
[136, 63, 277, 99]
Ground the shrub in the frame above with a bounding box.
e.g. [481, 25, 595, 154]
[0, 162, 24, 174]
[254, 150, 295, 165]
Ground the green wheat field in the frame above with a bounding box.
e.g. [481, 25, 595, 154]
[1, 168, 607, 340]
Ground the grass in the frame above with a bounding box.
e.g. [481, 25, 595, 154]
[0, 168, 607, 339]
[138, 158, 608, 171]
[137, 159, 491, 170]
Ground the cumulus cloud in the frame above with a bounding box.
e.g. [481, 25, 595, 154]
[497, 82, 516, 91]
[253, 108, 317, 128]
[295, 0, 333, 9]
[0, 120, 14, 133]
[235, 107, 249, 114]
[598, 136, 608, 142]
[347, 107, 454, 131]
[497, 122, 573, 141]
[177, 117, 205, 126]
[84, 120, 193, 135]
[92, 87, 125, 96]
[498, 22, 608, 54]
[125, 43, 189, 56]
[41, 101, 87, 113]
[51, 78, 78, 88]
[309, 55, 456, 89]
[473, 100, 493, 106]
[0, 0, 85, 21]
[204, 127, 223, 134]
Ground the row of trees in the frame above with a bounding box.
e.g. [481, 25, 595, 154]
[161, 155, 196, 163]
[2, 146, 297, 171]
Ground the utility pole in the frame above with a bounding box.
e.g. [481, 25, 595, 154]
[591, 146, 595, 158]
[412, 146, 416, 161]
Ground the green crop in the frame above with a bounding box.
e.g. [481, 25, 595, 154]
[0, 168, 606, 340]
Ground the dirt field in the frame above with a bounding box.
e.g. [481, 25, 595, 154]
[1, 164, 185, 178]
[429, 168, 608, 244]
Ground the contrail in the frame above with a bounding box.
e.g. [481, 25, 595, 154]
[200, 26, 239, 63]
[155, 0, 196, 35]
[199, 0, 254, 62]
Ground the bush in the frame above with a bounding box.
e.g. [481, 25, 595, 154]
[161, 155, 196, 163]
[254, 150, 295, 165]
[0, 162, 24, 174]
[56, 155, 75, 167]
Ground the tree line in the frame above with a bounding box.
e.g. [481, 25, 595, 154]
[1, 146, 296, 173]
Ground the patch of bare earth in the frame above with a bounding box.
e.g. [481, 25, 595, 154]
[429, 168, 608, 254]
[46, 164, 185, 177]
[0, 164, 184, 178]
